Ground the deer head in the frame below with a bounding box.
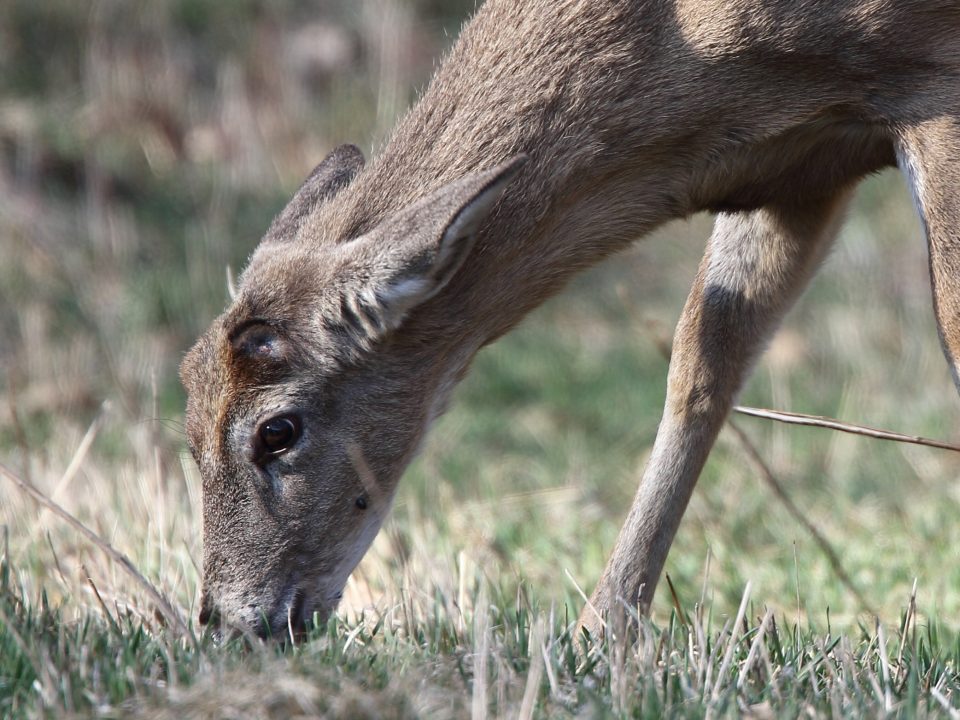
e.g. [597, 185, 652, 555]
[181, 145, 524, 638]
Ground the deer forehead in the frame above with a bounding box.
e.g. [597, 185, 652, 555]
[181, 298, 345, 464]
[181, 327, 235, 459]
[180, 322, 290, 454]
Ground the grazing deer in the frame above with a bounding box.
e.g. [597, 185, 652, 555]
[181, 0, 960, 640]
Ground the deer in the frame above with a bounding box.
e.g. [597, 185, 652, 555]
[180, 0, 960, 641]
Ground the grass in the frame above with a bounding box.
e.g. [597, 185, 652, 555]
[3, 535, 960, 718]
[3, 0, 960, 717]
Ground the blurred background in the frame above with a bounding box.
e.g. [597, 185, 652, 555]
[2, 0, 960, 632]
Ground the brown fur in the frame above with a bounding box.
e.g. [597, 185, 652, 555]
[182, 0, 960, 639]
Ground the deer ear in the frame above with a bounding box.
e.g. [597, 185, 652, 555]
[263, 144, 365, 244]
[332, 155, 526, 345]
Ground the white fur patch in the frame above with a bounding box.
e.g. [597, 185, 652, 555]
[703, 215, 763, 295]
[380, 276, 432, 310]
[896, 144, 930, 238]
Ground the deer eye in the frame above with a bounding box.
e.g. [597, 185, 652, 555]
[256, 415, 301, 459]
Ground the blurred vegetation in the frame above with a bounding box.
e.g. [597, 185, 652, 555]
[0, 0, 462, 426]
[3, 0, 960, 716]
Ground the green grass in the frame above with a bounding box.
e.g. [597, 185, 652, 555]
[3, 0, 960, 717]
[4, 544, 960, 718]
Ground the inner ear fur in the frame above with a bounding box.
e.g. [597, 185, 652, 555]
[328, 154, 527, 349]
[262, 144, 365, 245]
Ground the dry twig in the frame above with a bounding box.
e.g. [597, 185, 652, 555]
[734, 405, 960, 453]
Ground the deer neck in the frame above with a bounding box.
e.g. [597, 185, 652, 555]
[313, 2, 722, 390]
[328, 93, 688, 359]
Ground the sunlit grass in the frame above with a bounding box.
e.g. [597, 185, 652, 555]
[3, 526, 960, 717]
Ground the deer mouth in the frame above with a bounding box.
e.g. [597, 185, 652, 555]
[197, 583, 317, 642]
[218, 577, 344, 642]
[272, 584, 340, 640]
[284, 588, 309, 640]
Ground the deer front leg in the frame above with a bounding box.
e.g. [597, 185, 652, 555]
[898, 118, 960, 389]
[580, 192, 852, 639]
